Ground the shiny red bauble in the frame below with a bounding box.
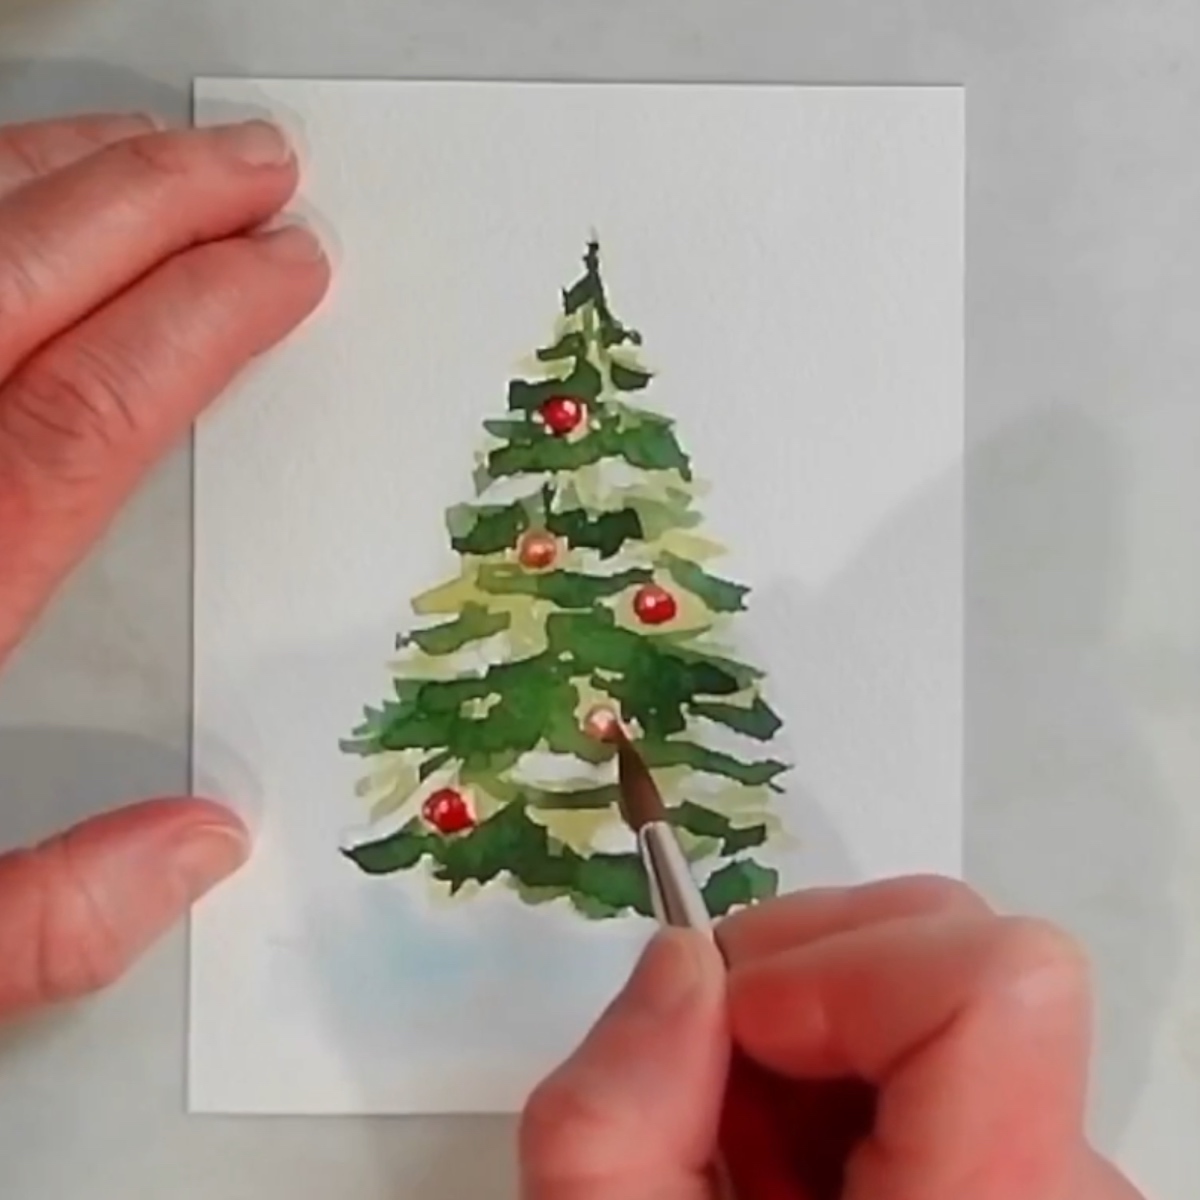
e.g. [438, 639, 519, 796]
[539, 395, 586, 436]
[632, 583, 678, 626]
[421, 788, 475, 835]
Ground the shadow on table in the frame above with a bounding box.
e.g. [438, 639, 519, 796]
[967, 409, 1183, 1146]
[0, 57, 190, 123]
[0, 0, 89, 33]
[716, 404, 1182, 1148]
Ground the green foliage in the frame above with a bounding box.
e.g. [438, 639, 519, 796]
[602, 655, 739, 738]
[346, 658, 576, 761]
[342, 239, 791, 920]
[563, 240, 604, 317]
[563, 274, 601, 317]
[662, 552, 749, 612]
[617, 416, 692, 476]
[641, 738, 789, 789]
[419, 750, 454, 780]
[507, 360, 602, 413]
[449, 491, 646, 559]
[545, 609, 767, 742]
[448, 504, 529, 555]
[485, 413, 692, 482]
[690, 697, 783, 740]
[601, 324, 642, 348]
[671, 801, 768, 855]
[482, 418, 537, 443]
[536, 332, 586, 362]
[347, 608, 787, 791]
[610, 360, 653, 391]
[546, 610, 763, 694]
[344, 802, 651, 916]
[703, 859, 780, 912]
[343, 801, 775, 919]
[479, 563, 651, 608]
[405, 604, 511, 654]
[622, 492, 703, 542]
[344, 826, 428, 874]
[546, 506, 644, 558]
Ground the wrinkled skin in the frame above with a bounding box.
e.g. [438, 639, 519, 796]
[0, 113, 1145, 1200]
[519, 884, 1147, 1200]
[0, 112, 328, 1016]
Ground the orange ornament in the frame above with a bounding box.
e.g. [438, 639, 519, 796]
[518, 530, 559, 570]
[582, 704, 621, 743]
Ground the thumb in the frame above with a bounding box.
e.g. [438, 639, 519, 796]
[0, 797, 249, 1021]
[519, 928, 729, 1200]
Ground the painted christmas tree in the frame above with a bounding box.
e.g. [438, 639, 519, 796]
[340, 241, 790, 919]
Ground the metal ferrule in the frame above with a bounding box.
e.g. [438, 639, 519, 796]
[637, 822, 713, 932]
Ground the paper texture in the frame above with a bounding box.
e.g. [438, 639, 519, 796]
[190, 79, 964, 1115]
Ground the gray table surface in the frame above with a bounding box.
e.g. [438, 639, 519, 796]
[1, 2, 1198, 1198]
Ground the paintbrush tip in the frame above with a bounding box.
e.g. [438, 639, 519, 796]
[613, 732, 668, 833]
[579, 706, 667, 832]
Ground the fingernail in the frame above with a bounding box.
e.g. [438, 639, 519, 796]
[211, 119, 291, 167]
[254, 223, 325, 263]
[170, 823, 251, 902]
[619, 929, 707, 1019]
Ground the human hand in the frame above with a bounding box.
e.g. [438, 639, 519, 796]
[0, 112, 328, 1022]
[519, 876, 1146, 1199]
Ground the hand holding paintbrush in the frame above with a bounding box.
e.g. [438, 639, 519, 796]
[518, 718, 1141, 1200]
[607, 720, 875, 1200]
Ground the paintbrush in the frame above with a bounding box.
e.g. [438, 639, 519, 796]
[605, 721, 806, 1200]
[605, 720, 879, 1200]
[611, 727, 713, 931]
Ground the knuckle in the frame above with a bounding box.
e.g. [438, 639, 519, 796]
[165, 238, 232, 298]
[31, 837, 129, 1003]
[0, 124, 55, 178]
[0, 235, 45, 331]
[2, 342, 142, 477]
[158, 238, 274, 328]
[114, 128, 193, 184]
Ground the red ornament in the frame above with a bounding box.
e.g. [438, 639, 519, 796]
[421, 788, 475, 835]
[633, 583, 678, 626]
[518, 530, 559, 571]
[540, 395, 586, 437]
[582, 704, 621, 743]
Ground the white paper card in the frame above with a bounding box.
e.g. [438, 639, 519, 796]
[190, 79, 964, 1115]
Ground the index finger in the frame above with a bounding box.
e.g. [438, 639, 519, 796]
[729, 914, 1092, 1200]
[718, 875, 990, 966]
[0, 224, 328, 666]
[0, 120, 297, 378]
[0, 113, 161, 197]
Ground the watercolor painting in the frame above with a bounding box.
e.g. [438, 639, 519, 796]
[189, 78, 963, 1116]
[340, 240, 790, 919]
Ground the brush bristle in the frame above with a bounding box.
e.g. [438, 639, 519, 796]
[612, 728, 668, 832]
